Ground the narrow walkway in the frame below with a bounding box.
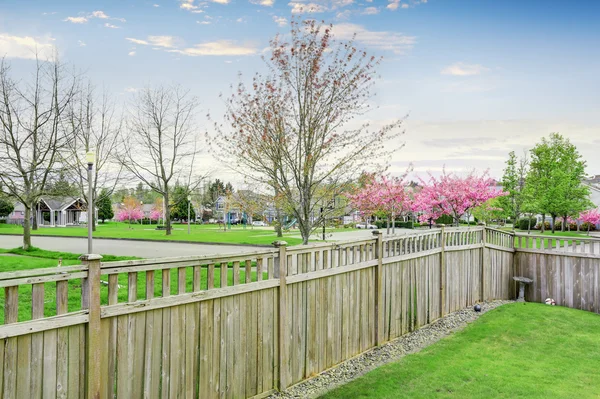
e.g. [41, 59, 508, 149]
[0, 236, 258, 258]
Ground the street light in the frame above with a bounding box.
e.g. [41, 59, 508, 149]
[187, 195, 191, 235]
[321, 195, 337, 241]
[86, 151, 95, 254]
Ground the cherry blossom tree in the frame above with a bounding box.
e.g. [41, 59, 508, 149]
[578, 209, 600, 235]
[348, 174, 413, 233]
[117, 196, 144, 227]
[413, 170, 507, 226]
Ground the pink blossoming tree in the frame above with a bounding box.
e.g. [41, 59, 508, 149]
[348, 174, 413, 233]
[413, 170, 507, 226]
[578, 209, 600, 235]
[117, 196, 144, 228]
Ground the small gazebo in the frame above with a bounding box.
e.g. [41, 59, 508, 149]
[34, 197, 96, 227]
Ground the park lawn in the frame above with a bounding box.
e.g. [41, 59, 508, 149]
[0, 248, 265, 323]
[321, 303, 600, 399]
[0, 221, 306, 246]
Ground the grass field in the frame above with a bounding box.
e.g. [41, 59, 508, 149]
[321, 303, 600, 399]
[0, 221, 310, 246]
[0, 248, 263, 323]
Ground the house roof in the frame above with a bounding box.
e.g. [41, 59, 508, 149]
[40, 197, 86, 211]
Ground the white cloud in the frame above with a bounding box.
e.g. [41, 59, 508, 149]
[441, 62, 490, 76]
[64, 10, 125, 24]
[236, 18, 244, 22]
[212, 0, 230, 3]
[128, 51, 136, 56]
[153, 4, 160, 7]
[91, 10, 109, 19]
[104, 23, 120, 29]
[363, 6, 379, 14]
[124, 87, 138, 93]
[402, 3, 409, 8]
[273, 16, 288, 26]
[42, 12, 57, 15]
[171, 40, 257, 56]
[387, 0, 398, 10]
[78, 40, 86, 47]
[181, 2, 199, 10]
[126, 38, 149, 45]
[197, 21, 211, 24]
[0, 33, 54, 60]
[289, 2, 328, 13]
[64, 16, 88, 24]
[147, 36, 177, 48]
[332, 23, 416, 54]
[250, 0, 275, 5]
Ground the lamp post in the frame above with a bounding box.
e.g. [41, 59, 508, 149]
[321, 195, 337, 241]
[86, 151, 95, 254]
[187, 195, 191, 235]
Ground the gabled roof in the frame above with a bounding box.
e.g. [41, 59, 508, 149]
[40, 197, 85, 211]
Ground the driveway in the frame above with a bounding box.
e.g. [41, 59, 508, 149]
[0, 235, 259, 258]
[288, 227, 419, 242]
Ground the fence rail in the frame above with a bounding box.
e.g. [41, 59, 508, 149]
[2, 225, 592, 398]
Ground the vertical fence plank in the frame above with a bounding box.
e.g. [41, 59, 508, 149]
[274, 241, 289, 391]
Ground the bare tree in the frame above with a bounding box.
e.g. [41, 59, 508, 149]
[0, 56, 77, 249]
[64, 82, 124, 231]
[117, 85, 202, 235]
[212, 20, 404, 244]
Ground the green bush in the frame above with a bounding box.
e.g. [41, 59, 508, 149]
[518, 218, 536, 230]
[435, 215, 454, 225]
[535, 221, 551, 230]
[580, 222, 597, 232]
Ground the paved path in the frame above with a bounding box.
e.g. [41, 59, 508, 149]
[0, 236, 258, 258]
[288, 227, 418, 242]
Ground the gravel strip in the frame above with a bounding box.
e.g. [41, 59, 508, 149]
[269, 300, 513, 399]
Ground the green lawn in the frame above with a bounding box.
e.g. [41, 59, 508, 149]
[321, 303, 600, 399]
[0, 248, 265, 323]
[0, 221, 307, 246]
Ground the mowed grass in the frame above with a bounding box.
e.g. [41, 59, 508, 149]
[321, 303, 600, 399]
[0, 221, 305, 246]
[0, 248, 265, 323]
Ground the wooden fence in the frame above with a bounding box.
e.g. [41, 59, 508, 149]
[514, 234, 600, 313]
[0, 226, 516, 398]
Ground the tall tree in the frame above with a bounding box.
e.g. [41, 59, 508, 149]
[212, 20, 404, 244]
[526, 133, 590, 233]
[0, 57, 77, 249]
[117, 85, 202, 235]
[497, 151, 528, 228]
[97, 187, 114, 223]
[65, 83, 123, 231]
[170, 184, 196, 221]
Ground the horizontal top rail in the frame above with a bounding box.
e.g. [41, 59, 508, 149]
[486, 226, 515, 235]
[0, 264, 88, 281]
[515, 233, 600, 242]
[101, 248, 280, 269]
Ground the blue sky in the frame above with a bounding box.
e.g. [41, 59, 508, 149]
[1, 0, 599, 181]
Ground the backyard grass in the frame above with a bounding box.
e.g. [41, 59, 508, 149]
[321, 303, 600, 399]
[0, 248, 265, 323]
[0, 222, 309, 246]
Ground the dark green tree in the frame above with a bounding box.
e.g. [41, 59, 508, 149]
[497, 151, 528, 228]
[0, 197, 14, 217]
[170, 185, 196, 221]
[97, 188, 114, 223]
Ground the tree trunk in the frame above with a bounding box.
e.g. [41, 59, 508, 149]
[32, 202, 38, 230]
[561, 214, 567, 232]
[540, 213, 545, 233]
[23, 205, 32, 250]
[275, 207, 283, 238]
[299, 221, 310, 245]
[386, 218, 390, 235]
[551, 215, 556, 234]
[164, 192, 172, 235]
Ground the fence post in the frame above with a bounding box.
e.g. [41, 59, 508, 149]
[273, 241, 289, 392]
[80, 254, 103, 399]
[372, 230, 384, 346]
[439, 225, 446, 316]
[480, 224, 488, 302]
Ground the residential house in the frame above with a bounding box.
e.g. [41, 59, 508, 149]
[7, 197, 96, 227]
